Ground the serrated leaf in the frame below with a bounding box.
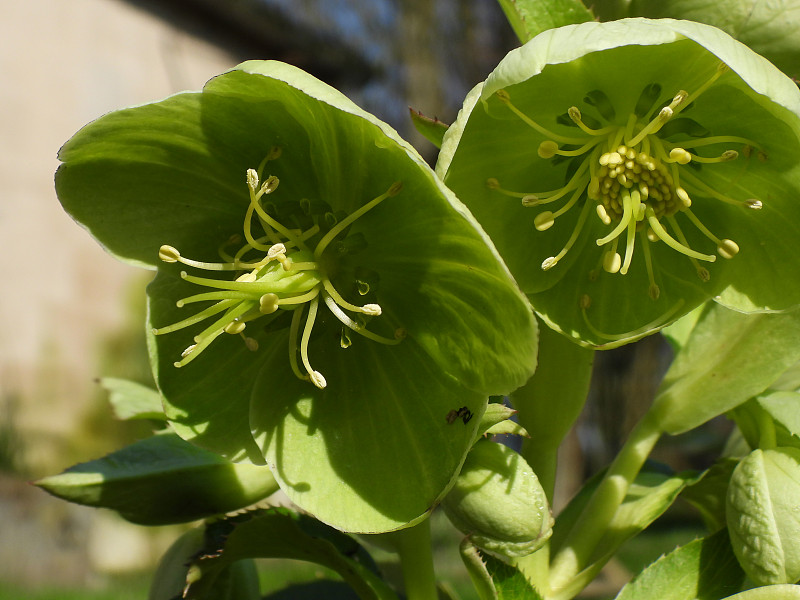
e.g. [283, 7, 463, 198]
[101, 377, 165, 421]
[614, 529, 744, 600]
[409, 108, 448, 149]
[481, 550, 544, 600]
[496, 0, 594, 44]
[36, 433, 278, 525]
[184, 508, 396, 600]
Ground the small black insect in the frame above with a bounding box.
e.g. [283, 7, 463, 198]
[446, 406, 474, 425]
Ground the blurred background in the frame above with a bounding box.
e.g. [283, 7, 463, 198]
[1, 1, 726, 598]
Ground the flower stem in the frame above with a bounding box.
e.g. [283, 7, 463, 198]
[395, 517, 438, 600]
[548, 410, 663, 596]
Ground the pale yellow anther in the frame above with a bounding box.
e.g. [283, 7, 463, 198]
[361, 304, 382, 316]
[596, 204, 611, 225]
[521, 195, 539, 207]
[538, 140, 559, 159]
[247, 168, 259, 190]
[669, 148, 692, 164]
[718, 239, 740, 259]
[542, 256, 559, 271]
[180, 344, 196, 358]
[603, 251, 622, 274]
[309, 370, 327, 389]
[568, 106, 581, 123]
[721, 150, 738, 161]
[259, 175, 279, 196]
[159, 245, 181, 263]
[224, 320, 246, 335]
[534, 211, 555, 231]
[259, 293, 279, 314]
[746, 199, 763, 210]
[267, 243, 287, 260]
[649, 283, 661, 300]
[676, 187, 692, 208]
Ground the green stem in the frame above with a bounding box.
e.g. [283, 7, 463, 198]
[513, 322, 595, 502]
[395, 518, 438, 600]
[548, 410, 663, 595]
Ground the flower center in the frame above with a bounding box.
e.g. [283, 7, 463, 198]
[488, 62, 763, 301]
[153, 149, 404, 389]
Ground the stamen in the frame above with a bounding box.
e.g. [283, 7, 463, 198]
[568, 106, 614, 136]
[287, 305, 307, 382]
[322, 294, 402, 345]
[645, 208, 716, 262]
[541, 198, 592, 271]
[582, 299, 684, 343]
[627, 106, 674, 148]
[495, 89, 587, 145]
[322, 279, 381, 316]
[299, 297, 326, 389]
[687, 150, 739, 163]
[676, 63, 728, 115]
[682, 209, 740, 258]
[639, 231, 659, 300]
[680, 170, 760, 208]
[314, 182, 402, 259]
[153, 299, 237, 335]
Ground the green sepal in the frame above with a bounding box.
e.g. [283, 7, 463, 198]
[35, 432, 278, 525]
[409, 108, 449, 149]
[730, 391, 800, 451]
[650, 304, 800, 435]
[613, 529, 744, 600]
[182, 507, 396, 600]
[495, 0, 594, 44]
[101, 377, 166, 421]
[622, 0, 800, 78]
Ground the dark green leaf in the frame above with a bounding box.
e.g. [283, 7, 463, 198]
[36, 433, 278, 525]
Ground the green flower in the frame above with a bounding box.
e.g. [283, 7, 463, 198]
[437, 18, 800, 347]
[55, 61, 538, 533]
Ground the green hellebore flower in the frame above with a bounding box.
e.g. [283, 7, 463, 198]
[55, 61, 538, 533]
[437, 18, 800, 347]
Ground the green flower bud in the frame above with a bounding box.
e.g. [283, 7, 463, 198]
[727, 447, 800, 585]
[442, 440, 553, 557]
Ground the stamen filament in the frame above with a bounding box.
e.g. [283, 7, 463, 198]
[153, 300, 238, 335]
[568, 106, 615, 136]
[322, 294, 401, 345]
[596, 191, 634, 247]
[288, 305, 307, 381]
[581, 299, 684, 342]
[496, 90, 587, 145]
[314, 182, 402, 259]
[639, 230, 659, 300]
[322, 279, 381, 316]
[646, 208, 716, 262]
[300, 296, 326, 389]
[680, 170, 756, 208]
[541, 198, 592, 270]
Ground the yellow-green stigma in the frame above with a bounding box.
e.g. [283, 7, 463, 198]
[491, 63, 762, 300]
[153, 151, 404, 389]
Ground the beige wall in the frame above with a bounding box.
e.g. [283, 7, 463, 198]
[0, 0, 238, 473]
[0, 0, 241, 582]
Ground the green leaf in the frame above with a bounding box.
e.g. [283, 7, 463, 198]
[625, 0, 800, 79]
[56, 60, 539, 533]
[459, 540, 544, 600]
[650, 304, 800, 435]
[614, 529, 744, 600]
[730, 392, 800, 451]
[183, 508, 396, 600]
[550, 465, 700, 595]
[409, 108, 448, 149]
[35, 432, 278, 525]
[478, 402, 529, 438]
[437, 18, 800, 348]
[100, 377, 166, 421]
[495, 0, 594, 44]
